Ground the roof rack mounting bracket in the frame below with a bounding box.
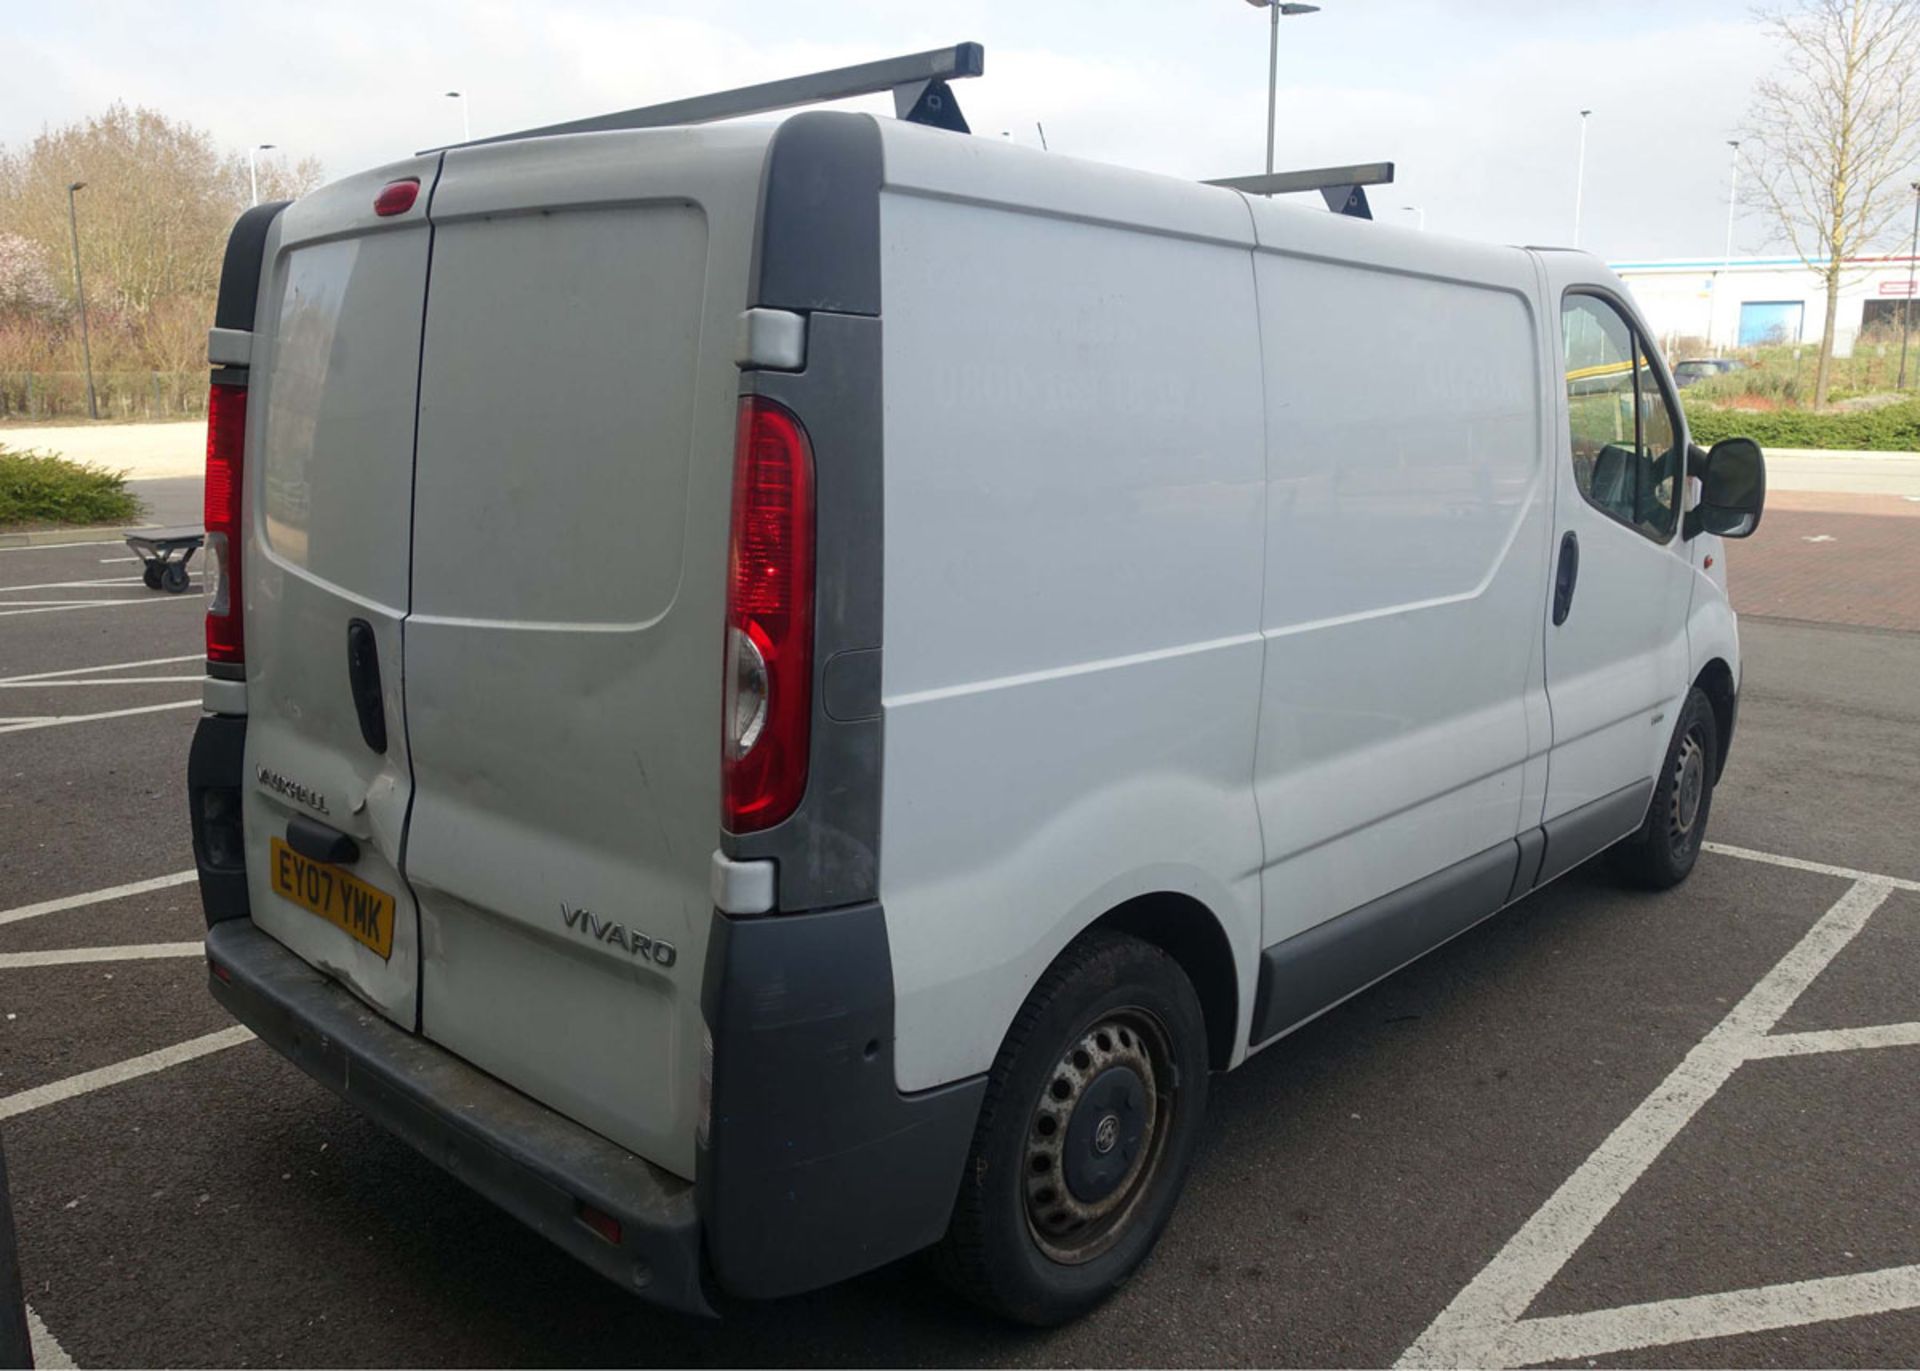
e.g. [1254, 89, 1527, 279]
[428, 42, 986, 154]
[894, 78, 972, 134]
[1204, 161, 1395, 220]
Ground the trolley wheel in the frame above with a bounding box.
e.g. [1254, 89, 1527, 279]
[143, 564, 164, 590]
[160, 563, 191, 594]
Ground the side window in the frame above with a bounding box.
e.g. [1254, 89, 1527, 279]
[1562, 295, 1681, 540]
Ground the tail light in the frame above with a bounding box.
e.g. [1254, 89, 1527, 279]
[721, 397, 815, 833]
[204, 381, 247, 666]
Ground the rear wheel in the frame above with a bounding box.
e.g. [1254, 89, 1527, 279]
[934, 931, 1209, 1326]
[142, 563, 164, 590]
[1609, 686, 1719, 889]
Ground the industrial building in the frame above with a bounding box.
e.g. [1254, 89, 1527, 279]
[1613, 254, 1920, 357]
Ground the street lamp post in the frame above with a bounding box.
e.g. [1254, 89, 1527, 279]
[249, 143, 277, 207]
[445, 90, 471, 142]
[1242, 0, 1321, 180]
[1899, 181, 1920, 391]
[1714, 139, 1739, 351]
[1572, 108, 1592, 248]
[65, 181, 98, 421]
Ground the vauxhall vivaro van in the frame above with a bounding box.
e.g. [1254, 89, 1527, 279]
[188, 46, 1766, 1325]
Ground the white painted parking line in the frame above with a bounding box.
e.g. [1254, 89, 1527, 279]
[0, 871, 197, 928]
[99, 555, 139, 563]
[0, 942, 203, 970]
[0, 654, 201, 685]
[0, 536, 157, 554]
[0, 597, 200, 620]
[0, 576, 146, 593]
[1747, 1021, 1920, 1058]
[0, 700, 198, 734]
[0, 1026, 253, 1122]
[1398, 878, 1902, 1367]
[27, 1305, 76, 1371]
[0, 677, 201, 688]
[1494, 1265, 1920, 1367]
[1704, 840, 1920, 893]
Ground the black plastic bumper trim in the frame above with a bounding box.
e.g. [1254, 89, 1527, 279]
[206, 920, 713, 1316]
[699, 902, 986, 1299]
[189, 713, 250, 925]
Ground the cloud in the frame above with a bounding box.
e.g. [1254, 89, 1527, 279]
[2, 0, 1792, 259]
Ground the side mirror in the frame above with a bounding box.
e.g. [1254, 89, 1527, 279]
[1686, 437, 1765, 539]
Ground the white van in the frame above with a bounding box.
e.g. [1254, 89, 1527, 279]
[188, 47, 1766, 1325]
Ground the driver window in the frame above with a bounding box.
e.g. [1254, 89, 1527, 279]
[1562, 294, 1680, 540]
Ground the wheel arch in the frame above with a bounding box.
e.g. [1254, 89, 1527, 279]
[1086, 891, 1240, 1071]
[1692, 656, 1737, 779]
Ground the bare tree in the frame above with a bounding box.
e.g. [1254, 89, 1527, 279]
[1742, 0, 1920, 406]
[0, 105, 325, 382]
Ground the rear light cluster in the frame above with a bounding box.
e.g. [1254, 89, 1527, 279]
[204, 381, 248, 666]
[721, 397, 815, 834]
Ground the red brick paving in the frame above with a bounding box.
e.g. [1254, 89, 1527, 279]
[1725, 491, 1920, 632]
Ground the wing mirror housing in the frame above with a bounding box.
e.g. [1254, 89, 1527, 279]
[1686, 437, 1766, 539]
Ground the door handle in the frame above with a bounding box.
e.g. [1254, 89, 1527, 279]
[1552, 531, 1580, 626]
[287, 813, 359, 865]
[345, 619, 389, 755]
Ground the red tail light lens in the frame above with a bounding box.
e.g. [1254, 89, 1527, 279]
[722, 397, 815, 834]
[204, 382, 247, 665]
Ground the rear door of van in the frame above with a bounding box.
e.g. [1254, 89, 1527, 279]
[401, 129, 768, 1180]
[240, 159, 439, 1027]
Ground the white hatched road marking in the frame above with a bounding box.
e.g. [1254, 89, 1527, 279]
[0, 1026, 254, 1122]
[0, 654, 201, 685]
[1398, 866, 1914, 1367]
[0, 871, 197, 928]
[0, 942, 203, 970]
[1495, 1266, 1920, 1366]
[27, 1305, 76, 1370]
[1704, 840, 1920, 893]
[0, 700, 198, 734]
[1748, 1021, 1920, 1058]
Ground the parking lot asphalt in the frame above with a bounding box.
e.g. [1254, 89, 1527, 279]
[2, 503, 1916, 1368]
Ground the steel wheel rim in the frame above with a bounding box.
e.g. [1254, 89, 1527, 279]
[1023, 1007, 1175, 1265]
[1669, 725, 1707, 852]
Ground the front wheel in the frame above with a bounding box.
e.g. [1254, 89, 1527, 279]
[1609, 686, 1719, 889]
[933, 931, 1209, 1326]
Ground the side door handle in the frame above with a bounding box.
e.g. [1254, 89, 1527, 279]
[1552, 530, 1580, 626]
[345, 619, 389, 755]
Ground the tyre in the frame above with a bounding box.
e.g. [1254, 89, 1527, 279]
[1608, 686, 1719, 890]
[933, 930, 1210, 1326]
[161, 563, 191, 594]
[142, 563, 164, 590]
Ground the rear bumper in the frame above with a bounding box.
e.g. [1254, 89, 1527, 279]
[204, 919, 712, 1316]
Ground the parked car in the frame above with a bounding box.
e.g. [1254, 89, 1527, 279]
[1672, 357, 1748, 387]
[187, 65, 1767, 1327]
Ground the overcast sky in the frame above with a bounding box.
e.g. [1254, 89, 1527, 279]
[7, 0, 1796, 260]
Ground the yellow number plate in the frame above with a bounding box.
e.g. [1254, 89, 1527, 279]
[270, 837, 395, 959]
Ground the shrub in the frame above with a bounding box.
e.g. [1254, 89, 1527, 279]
[0, 445, 143, 526]
[1685, 398, 1920, 451]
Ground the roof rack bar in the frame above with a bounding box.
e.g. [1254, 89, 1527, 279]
[1203, 161, 1394, 196]
[425, 42, 986, 153]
